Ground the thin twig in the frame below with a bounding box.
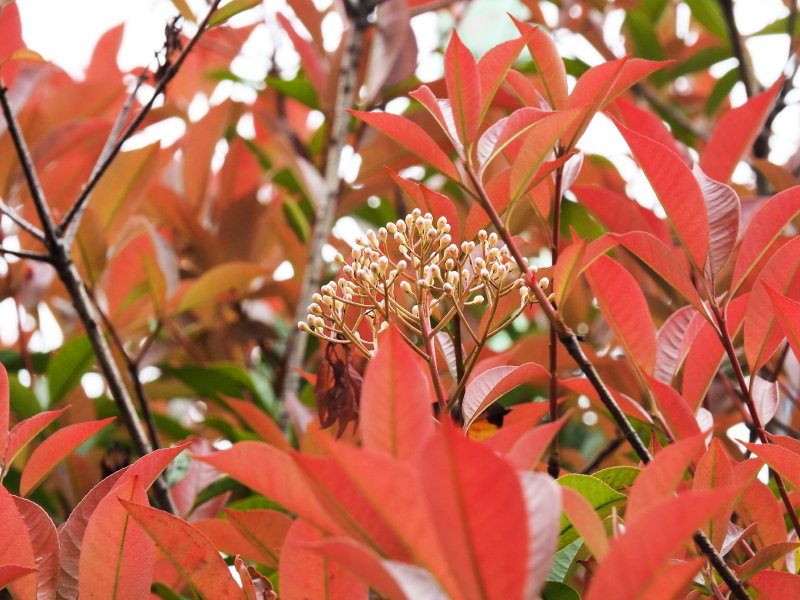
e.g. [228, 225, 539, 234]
[581, 435, 624, 474]
[281, 0, 374, 408]
[59, 1, 223, 245]
[718, 0, 757, 98]
[0, 200, 45, 241]
[0, 246, 53, 263]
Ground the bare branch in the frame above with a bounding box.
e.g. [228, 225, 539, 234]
[0, 246, 53, 263]
[0, 200, 45, 241]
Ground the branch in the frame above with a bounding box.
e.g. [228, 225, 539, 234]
[59, 2, 223, 245]
[0, 246, 53, 263]
[0, 200, 45, 241]
[281, 1, 373, 407]
[718, 0, 757, 98]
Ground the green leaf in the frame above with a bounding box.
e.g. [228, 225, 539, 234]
[151, 582, 191, 600]
[8, 375, 41, 419]
[169, 0, 196, 22]
[47, 336, 94, 406]
[267, 76, 319, 110]
[706, 68, 739, 115]
[684, 0, 729, 39]
[0, 350, 49, 373]
[543, 581, 581, 600]
[670, 45, 731, 79]
[209, 0, 262, 27]
[548, 538, 583, 582]
[752, 16, 800, 37]
[591, 466, 641, 493]
[558, 474, 627, 546]
[625, 12, 665, 62]
[282, 198, 310, 243]
[193, 476, 242, 508]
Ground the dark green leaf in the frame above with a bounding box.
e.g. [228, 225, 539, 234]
[684, 0, 728, 39]
[267, 76, 319, 110]
[543, 581, 581, 600]
[8, 375, 41, 419]
[706, 68, 739, 115]
[548, 538, 583, 582]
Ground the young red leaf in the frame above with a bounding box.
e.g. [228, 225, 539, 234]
[235, 556, 276, 600]
[693, 165, 740, 280]
[194, 518, 276, 567]
[383, 562, 449, 599]
[508, 109, 582, 202]
[645, 374, 702, 440]
[4, 408, 68, 472]
[553, 238, 587, 305]
[57, 469, 129, 600]
[279, 519, 368, 600]
[654, 306, 699, 384]
[0, 565, 35, 589]
[462, 362, 549, 430]
[476, 35, 531, 121]
[737, 478, 787, 552]
[744, 237, 800, 372]
[276, 13, 326, 96]
[350, 110, 459, 180]
[224, 398, 292, 452]
[308, 537, 409, 600]
[765, 283, 800, 363]
[749, 570, 800, 599]
[626, 435, 706, 520]
[225, 509, 293, 568]
[613, 97, 684, 159]
[476, 107, 549, 174]
[682, 294, 747, 409]
[444, 31, 481, 148]
[78, 477, 155, 600]
[560, 377, 653, 424]
[561, 486, 609, 560]
[387, 170, 462, 241]
[19, 417, 115, 496]
[572, 185, 670, 242]
[195, 441, 343, 535]
[408, 85, 464, 159]
[700, 78, 783, 183]
[585, 255, 657, 376]
[739, 441, 800, 490]
[693, 439, 735, 550]
[614, 118, 709, 270]
[13, 496, 59, 600]
[360, 325, 434, 461]
[586, 490, 733, 600]
[737, 542, 800, 581]
[418, 425, 532, 600]
[121, 500, 244, 600]
[0, 363, 7, 460]
[0, 486, 36, 600]
[505, 412, 571, 470]
[731, 186, 800, 296]
[511, 18, 568, 109]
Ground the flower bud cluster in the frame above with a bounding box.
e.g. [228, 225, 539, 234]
[298, 211, 536, 356]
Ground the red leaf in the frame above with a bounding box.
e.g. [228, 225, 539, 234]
[225, 509, 293, 568]
[195, 442, 343, 534]
[560, 377, 653, 424]
[121, 500, 244, 600]
[512, 18, 568, 109]
[194, 518, 276, 567]
[20, 417, 115, 496]
[509, 109, 582, 202]
[586, 490, 733, 600]
[78, 477, 154, 600]
[235, 556, 276, 600]
[224, 398, 292, 452]
[586, 255, 657, 375]
[693, 165, 740, 279]
[418, 425, 533, 600]
[744, 237, 800, 372]
[0, 486, 36, 599]
[408, 85, 463, 158]
[505, 413, 571, 470]
[387, 170, 462, 241]
[13, 496, 59, 600]
[276, 13, 326, 95]
[752, 376, 779, 427]
[361, 326, 434, 461]
[613, 97, 684, 159]
[0, 363, 7, 460]
[682, 294, 748, 409]
[56, 469, 129, 600]
[738, 542, 800, 581]
[700, 79, 783, 183]
[731, 186, 800, 296]
[740, 441, 800, 490]
[572, 185, 670, 242]
[693, 439, 735, 549]
[279, 519, 368, 600]
[562, 486, 609, 560]
[749, 570, 800, 599]
[626, 435, 706, 520]
[0, 565, 35, 589]
[476, 107, 549, 174]
[645, 374, 702, 440]
[462, 362, 549, 430]
[444, 31, 481, 148]
[307, 537, 408, 600]
[518, 472, 561, 598]
[351, 110, 459, 180]
[476, 35, 531, 120]
[765, 281, 800, 364]
[614, 118, 709, 270]
[4, 408, 68, 471]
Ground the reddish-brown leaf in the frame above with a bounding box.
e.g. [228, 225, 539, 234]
[586, 255, 657, 375]
[740, 441, 800, 490]
[700, 78, 783, 183]
[13, 496, 58, 600]
[765, 284, 800, 363]
[121, 501, 244, 600]
[614, 118, 709, 270]
[693, 165, 740, 280]
[78, 477, 154, 600]
[225, 509, 293, 568]
[224, 398, 292, 452]
[194, 517, 275, 567]
[749, 570, 800, 599]
[19, 417, 115, 496]
[279, 519, 368, 600]
[350, 110, 459, 180]
[361, 325, 434, 461]
[0, 486, 36, 600]
[462, 362, 549, 430]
